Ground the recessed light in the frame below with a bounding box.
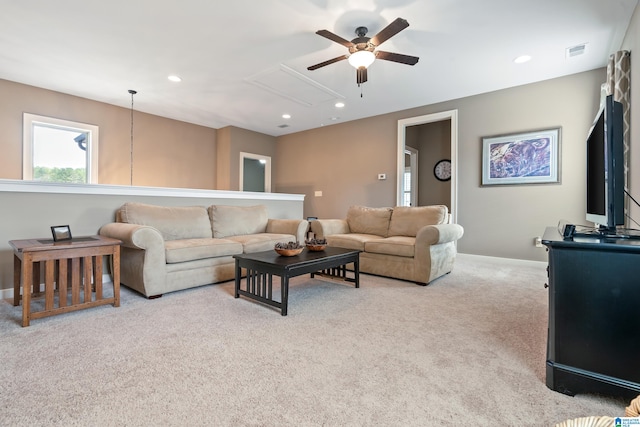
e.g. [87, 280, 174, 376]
[168, 75, 182, 82]
[335, 102, 345, 108]
[282, 114, 291, 119]
[514, 55, 531, 64]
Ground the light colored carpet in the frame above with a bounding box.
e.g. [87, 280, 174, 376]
[0, 254, 628, 426]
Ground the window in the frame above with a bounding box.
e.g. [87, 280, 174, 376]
[403, 168, 412, 206]
[23, 113, 99, 184]
[403, 146, 418, 206]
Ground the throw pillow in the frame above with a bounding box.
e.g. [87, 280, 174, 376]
[346, 205, 392, 237]
[388, 205, 448, 237]
[120, 202, 212, 241]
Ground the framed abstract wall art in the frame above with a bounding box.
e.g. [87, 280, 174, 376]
[481, 127, 561, 186]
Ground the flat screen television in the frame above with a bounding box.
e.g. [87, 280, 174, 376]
[585, 95, 624, 234]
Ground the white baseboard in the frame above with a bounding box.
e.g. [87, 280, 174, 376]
[457, 252, 547, 268]
[1, 274, 113, 300]
[1, 287, 13, 300]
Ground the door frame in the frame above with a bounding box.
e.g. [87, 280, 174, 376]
[239, 152, 271, 192]
[397, 110, 458, 223]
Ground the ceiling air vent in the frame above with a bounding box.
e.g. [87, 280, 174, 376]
[278, 124, 289, 128]
[566, 43, 587, 59]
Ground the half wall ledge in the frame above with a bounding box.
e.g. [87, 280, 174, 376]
[0, 179, 305, 202]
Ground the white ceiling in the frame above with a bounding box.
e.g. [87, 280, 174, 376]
[0, 0, 637, 137]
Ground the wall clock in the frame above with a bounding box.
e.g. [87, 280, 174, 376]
[434, 159, 451, 181]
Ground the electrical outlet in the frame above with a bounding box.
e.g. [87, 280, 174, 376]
[378, 173, 386, 180]
[314, 191, 323, 197]
[534, 237, 543, 248]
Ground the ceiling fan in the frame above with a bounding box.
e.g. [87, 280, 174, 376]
[307, 17, 419, 86]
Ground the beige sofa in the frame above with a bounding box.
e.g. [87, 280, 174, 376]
[99, 202, 308, 298]
[310, 205, 464, 285]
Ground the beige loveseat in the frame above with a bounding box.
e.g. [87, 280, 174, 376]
[99, 202, 308, 298]
[310, 205, 464, 285]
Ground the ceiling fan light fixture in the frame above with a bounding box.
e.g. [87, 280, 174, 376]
[348, 50, 375, 69]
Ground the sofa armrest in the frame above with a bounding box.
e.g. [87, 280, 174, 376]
[266, 219, 309, 243]
[99, 222, 168, 296]
[99, 222, 165, 251]
[310, 219, 350, 239]
[416, 223, 464, 246]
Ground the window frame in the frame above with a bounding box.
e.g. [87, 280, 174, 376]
[22, 113, 99, 183]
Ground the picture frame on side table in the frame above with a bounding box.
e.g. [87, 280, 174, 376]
[481, 127, 561, 186]
[51, 225, 72, 242]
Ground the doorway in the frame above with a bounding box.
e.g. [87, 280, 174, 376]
[397, 110, 458, 222]
[240, 152, 271, 192]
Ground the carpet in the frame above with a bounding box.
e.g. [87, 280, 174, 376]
[0, 254, 628, 426]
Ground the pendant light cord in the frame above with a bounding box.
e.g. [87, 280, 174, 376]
[128, 89, 137, 186]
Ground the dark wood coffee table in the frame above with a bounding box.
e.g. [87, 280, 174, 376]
[233, 247, 360, 316]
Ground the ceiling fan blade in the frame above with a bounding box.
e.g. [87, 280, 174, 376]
[370, 18, 410, 46]
[307, 55, 348, 71]
[316, 30, 354, 47]
[375, 50, 419, 65]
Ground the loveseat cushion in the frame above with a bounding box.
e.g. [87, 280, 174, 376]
[364, 236, 416, 258]
[119, 202, 212, 241]
[346, 206, 393, 237]
[388, 205, 448, 237]
[164, 238, 243, 263]
[326, 233, 384, 251]
[227, 233, 296, 253]
[209, 205, 268, 238]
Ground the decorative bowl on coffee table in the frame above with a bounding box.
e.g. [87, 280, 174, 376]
[306, 243, 326, 251]
[274, 242, 304, 256]
[305, 238, 327, 252]
[275, 247, 304, 256]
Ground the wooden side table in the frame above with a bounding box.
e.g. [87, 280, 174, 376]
[10, 235, 121, 327]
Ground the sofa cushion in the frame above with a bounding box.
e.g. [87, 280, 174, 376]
[164, 238, 243, 264]
[119, 202, 212, 241]
[227, 233, 296, 253]
[346, 206, 393, 237]
[209, 205, 268, 238]
[364, 236, 416, 258]
[326, 233, 384, 251]
[388, 205, 449, 237]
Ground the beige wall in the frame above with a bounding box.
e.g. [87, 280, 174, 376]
[275, 116, 398, 218]
[0, 79, 217, 189]
[216, 126, 277, 191]
[276, 69, 606, 261]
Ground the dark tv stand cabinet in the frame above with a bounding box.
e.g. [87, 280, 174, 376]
[542, 227, 640, 399]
